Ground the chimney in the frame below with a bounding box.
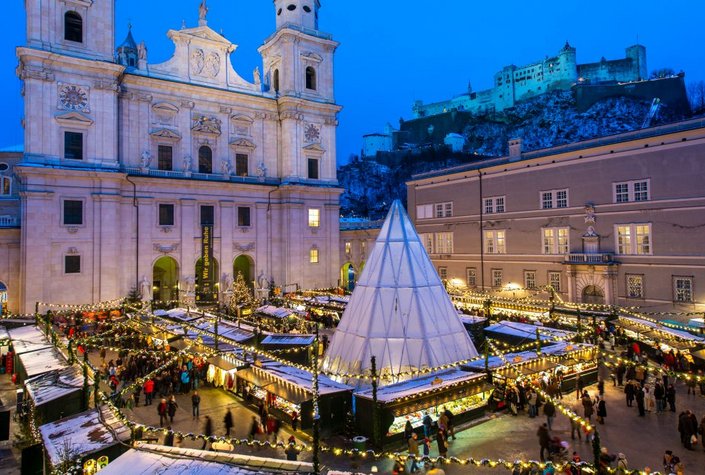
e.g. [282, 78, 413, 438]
[508, 138, 522, 161]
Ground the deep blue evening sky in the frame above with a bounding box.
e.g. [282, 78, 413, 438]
[2, 1, 704, 163]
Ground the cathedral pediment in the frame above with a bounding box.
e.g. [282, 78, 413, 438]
[149, 127, 182, 140]
[303, 143, 326, 153]
[170, 26, 235, 51]
[54, 111, 94, 127]
[229, 138, 257, 149]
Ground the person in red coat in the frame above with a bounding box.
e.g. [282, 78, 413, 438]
[143, 378, 155, 406]
[157, 398, 168, 427]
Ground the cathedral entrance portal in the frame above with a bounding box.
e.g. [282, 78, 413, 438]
[340, 262, 356, 292]
[152, 257, 179, 303]
[234, 255, 254, 289]
[581, 285, 605, 305]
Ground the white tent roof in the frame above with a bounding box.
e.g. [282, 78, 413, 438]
[322, 200, 478, 384]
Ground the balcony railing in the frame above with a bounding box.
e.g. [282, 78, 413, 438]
[565, 253, 615, 264]
[0, 215, 19, 228]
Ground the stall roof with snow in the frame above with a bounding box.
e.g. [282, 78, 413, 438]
[484, 320, 575, 343]
[464, 342, 595, 373]
[256, 305, 294, 319]
[260, 334, 315, 346]
[25, 365, 84, 407]
[18, 346, 68, 379]
[40, 405, 131, 466]
[100, 443, 314, 474]
[8, 325, 52, 354]
[192, 318, 255, 343]
[322, 201, 478, 383]
[618, 315, 705, 344]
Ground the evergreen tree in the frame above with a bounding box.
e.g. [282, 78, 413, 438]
[229, 271, 254, 314]
[126, 285, 141, 303]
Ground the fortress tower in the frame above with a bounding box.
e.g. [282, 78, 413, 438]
[626, 44, 647, 81]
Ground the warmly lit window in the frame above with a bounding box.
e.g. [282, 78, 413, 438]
[309, 247, 319, 264]
[616, 224, 651, 255]
[0, 176, 10, 195]
[673, 276, 693, 302]
[540, 189, 568, 209]
[344, 241, 352, 255]
[466, 267, 476, 287]
[419, 233, 434, 254]
[614, 180, 650, 203]
[524, 271, 536, 289]
[435, 232, 453, 254]
[158, 204, 175, 226]
[627, 274, 644, 299]
[65, 255, 81, 274]
[308, 209, 320, 227]
[235, 153, 248, 177]
[492, 269, 503, 288]
[548, 272, 561, 292]
[484, 230, 506, 254]
[438, 267, 448, 280]
[63, 200, 83, 225]
[237, 207, 251, 227]
[542, 227, 569, 254]
[158, 145, 173, 171]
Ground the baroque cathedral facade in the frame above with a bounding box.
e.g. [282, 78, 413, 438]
[4, 0, 341, 313]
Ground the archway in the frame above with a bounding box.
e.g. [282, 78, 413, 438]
[234, 255, 254, 289]
[152, 257, 179, 302]
[582, 285, 604, 305]
[340, 263, 356, 292]
[0, 281, 7, 315]
[196, 257, 220, 302]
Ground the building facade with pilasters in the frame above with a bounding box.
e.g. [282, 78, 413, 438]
[3, 0, 341, 313]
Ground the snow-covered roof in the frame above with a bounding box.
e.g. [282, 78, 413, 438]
[460, 315, 487, 325]
[618, 315, 705, 342]
[356, 369, 486, 403]
[256, 305, 293, 319]
[323, 201, 479, 383]
[243, 360, 352, 398]
[158, 308, 204, 323]
[40, 405, 131, 466]
[25, 365, 84, 406]
[192, 319, 255, 343]
[8, 326, 52, 354]
[260, 334, 314, 346]
[18, 346, 68, 378]
[688, 318, 705, 329]
[100, 443, 314, 474]
[464, 342, 594, 372]
[0, 326, 9, 342]
[0, 144, 23, 153]
[485, 320, 575, 342]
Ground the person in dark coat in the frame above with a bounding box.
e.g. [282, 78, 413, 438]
[167, 395, 178, 423]
[635, 385, 646, 417]
[436, 428, 448, 458]
[164, 426, 174, 447]
[202, 416, 213, 450]
[624, 380, 635, 407]
[224, 408, 234, 436]
[543, 399, 556, 430]
[666, 384, 677, 412]
[575, 375, 584, 400]
[596, 396, 607, 424]
[404, 420, 414, 442]
[537, 423, 550, 462]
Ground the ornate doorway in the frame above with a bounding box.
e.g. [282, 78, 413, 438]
[582, 285, 605, 305]
[153, 257, 179, 302]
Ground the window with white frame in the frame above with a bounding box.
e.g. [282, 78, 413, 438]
[540, 189, 569, 209]
[484, 196, 505, 214]
[308, 209, 320, 228]
[435, 202, 453, 218]
[616, 224, 651, 255]
[484, 230, 506, 254]
[416, 204, 433, 219]
[438, 267, 448, 280]
[548, 271, 561, 292]
[542, 227, 570, 254]
[435, 232, 454, 254]
[524, 270, 536, 290]
[626, 274, 644, 299]
[419, 233, 433, 254]
[613, 179, 650, 203]
[466, 267, 476, 287]
[492, 269, 503, 288]
[309, 247, 319, 264]
[673, 276, 693, 302]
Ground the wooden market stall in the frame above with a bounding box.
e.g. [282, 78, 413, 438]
[25, 365, 85, 423]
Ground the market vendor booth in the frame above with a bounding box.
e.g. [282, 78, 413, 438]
[260, 334, 315, 366]
[25, 365, 85, 423]
[354, 369, 491, 445]
[484, 320, 575, 346]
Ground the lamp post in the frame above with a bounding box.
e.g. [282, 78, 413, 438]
[312, 323, 321, 475]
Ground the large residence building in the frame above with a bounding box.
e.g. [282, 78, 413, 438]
[407, 119, 705, 315]
[0, 0, 342, 313]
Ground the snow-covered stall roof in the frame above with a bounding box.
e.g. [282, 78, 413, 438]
[322, 201, 478, 382]
[356, 369, 487, 404]
[257, 305, 294, 319]
[689, 318, 705, 329]
[18, 346, 68, 378]
[192, 319, 255, 343]
[260, 334, 315, 346]
[100, 443, 314, 474]
[40, 405, 131, 466]
[618, 315, 705, 343]
[8, 325, 52, 354]
[160, 307, 204, 323]
[459, 314, 487, 325]
[464, 342, 594, 372]
[25, 365, 84, 406]
[485, 320, 575, 342]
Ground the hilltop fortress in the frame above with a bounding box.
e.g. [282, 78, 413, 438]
[413, 43, 647, 117]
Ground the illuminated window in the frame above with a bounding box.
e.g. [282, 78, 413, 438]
[344, 241, 351, 255]
[466, 267, 476, 287]
[309, 247, 319, 264]
[484, 230, 506, 254]
[616, 223, 651, 255]
[308, 209, 320, 227]
[434, 232, 454, 254]
[548, 272, 562, 292]
[524, 271, 536, 289]
[492, 269, 503, 288]
[673, 276, 693, 302]
[627, 274, 644, 299]
[419, 233, 434, 254]
[542, 227, 569, 254]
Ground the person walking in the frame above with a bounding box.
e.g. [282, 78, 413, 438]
[157, 398, 168, 427]
[443, 406, 455, 440]
[164, 426, 174, 447]
[404, 420, 414, 442]
[624, 380, 635, 407]
[596, 396, 607, 424]
[537, 423, 550, 462]
[570, 416, 582, 441]
[422, 411, 433, 437]
[544, 399, 556, 431]
[291, 410, 299, 432]
[644, 385, 656, 413]
[249, 415, 260, 441]
[408, 432, 420, 473]
[224, 408, 234, 437]
[654, 381, 665, 413]
[191, 391, 201, 419]
[581, 391, 594, 422]
[144, 377, 155, 406]
[576, 375, 584, 400]
[527, 389, 538, 418]
[667, 384, 677, 412]
[636, 385, 646, 417]
[202, 415, 213, 450]
[436, 428, 448, 458]
[285, 436, 300, 461]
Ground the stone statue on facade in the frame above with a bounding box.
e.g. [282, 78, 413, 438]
[253, 67, 261, 87]
[584, 204, 598, 237]
[140, 275, 151, 301]
[257, 270, 269, 291]
[221, 158, 233, 177]
[256, 161, 267, 178]
[182, 155, 192, 172]
[184, 275, 196, 296]
[140, 150, 151, 168]
[137, 41, 147, 61]
[222, 273, 233, 293]
[198, 0, 208, 26]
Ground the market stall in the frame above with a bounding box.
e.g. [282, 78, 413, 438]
[0, 326, 10, 374]
[25, 365, 85, 423]
[8, 325, 52, 355]
[459, 314, 487, 345]
[206, 349, 249, 392]
[484, 320, 575, 346]
[15, 346, 68, 383]
[617, 315, 705, 356]
[235, 359, 351, 433]
[260, 334, 315, 365]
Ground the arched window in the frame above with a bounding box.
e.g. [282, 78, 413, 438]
[305, 67, 317, 90]
[273, 69, 280, 93]
[198, 146, 213, 174]
[64, 11, 83, 43]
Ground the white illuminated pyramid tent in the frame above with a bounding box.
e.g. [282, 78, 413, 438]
[322, 200, 478, 385]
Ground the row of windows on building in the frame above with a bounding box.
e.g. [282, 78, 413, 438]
[416, 180, 651, 219]
[420, 224, 652, 256]
[62, 132, 323, 180]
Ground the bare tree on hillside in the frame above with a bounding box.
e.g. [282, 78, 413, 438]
[688, 80, 705, 115]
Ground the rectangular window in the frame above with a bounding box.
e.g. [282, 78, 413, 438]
[309, 248, 319, 264]
[524, 270, 536, 290]
[548, 271, 561, 292]
[438, 267, 448, 280]
[64, 132, 83, 160]
[237, 207, 251, 227]
[444, 202, 453, 217]
[344, 241, 352, 255]
[484, 230, 506, 254]
[484, 196, 506, 214]
[158, 204, 175, 226]
[673, 276, 693, 302]
[416, 204, 434, 220]
[200, 205, 214, 226]
[307, 158, 319, 180]
[492, 269, 503, 288]
[435, 203, 444, 218]
[235, 153, 249, 177]
[540, 189, 568, 209]
[613, 179, 650, 203]
[542, 227, 569, 254]
[435, 232, 454, 254]
[627, 274, 644, 299]
[308, 209, 320, 228]
[466, 267, 476, 287]
[158, 145, 173, 171]
[616, 223, 651, 255]
[63, 200, 83, 225]
[64, 255, 81, 274]
[420, 233, 434, 254]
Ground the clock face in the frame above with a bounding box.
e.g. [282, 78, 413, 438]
[59, 85, 88, 111]
[304, 123, 320, 143]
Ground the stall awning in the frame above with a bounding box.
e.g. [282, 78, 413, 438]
[495, 360, 560, 380]
[260, 334, 314, 346]
[236, 368, 311, 405]
[208, 356, 245, 372]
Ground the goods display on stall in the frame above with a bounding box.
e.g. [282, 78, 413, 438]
[616, 315, 705, 354]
